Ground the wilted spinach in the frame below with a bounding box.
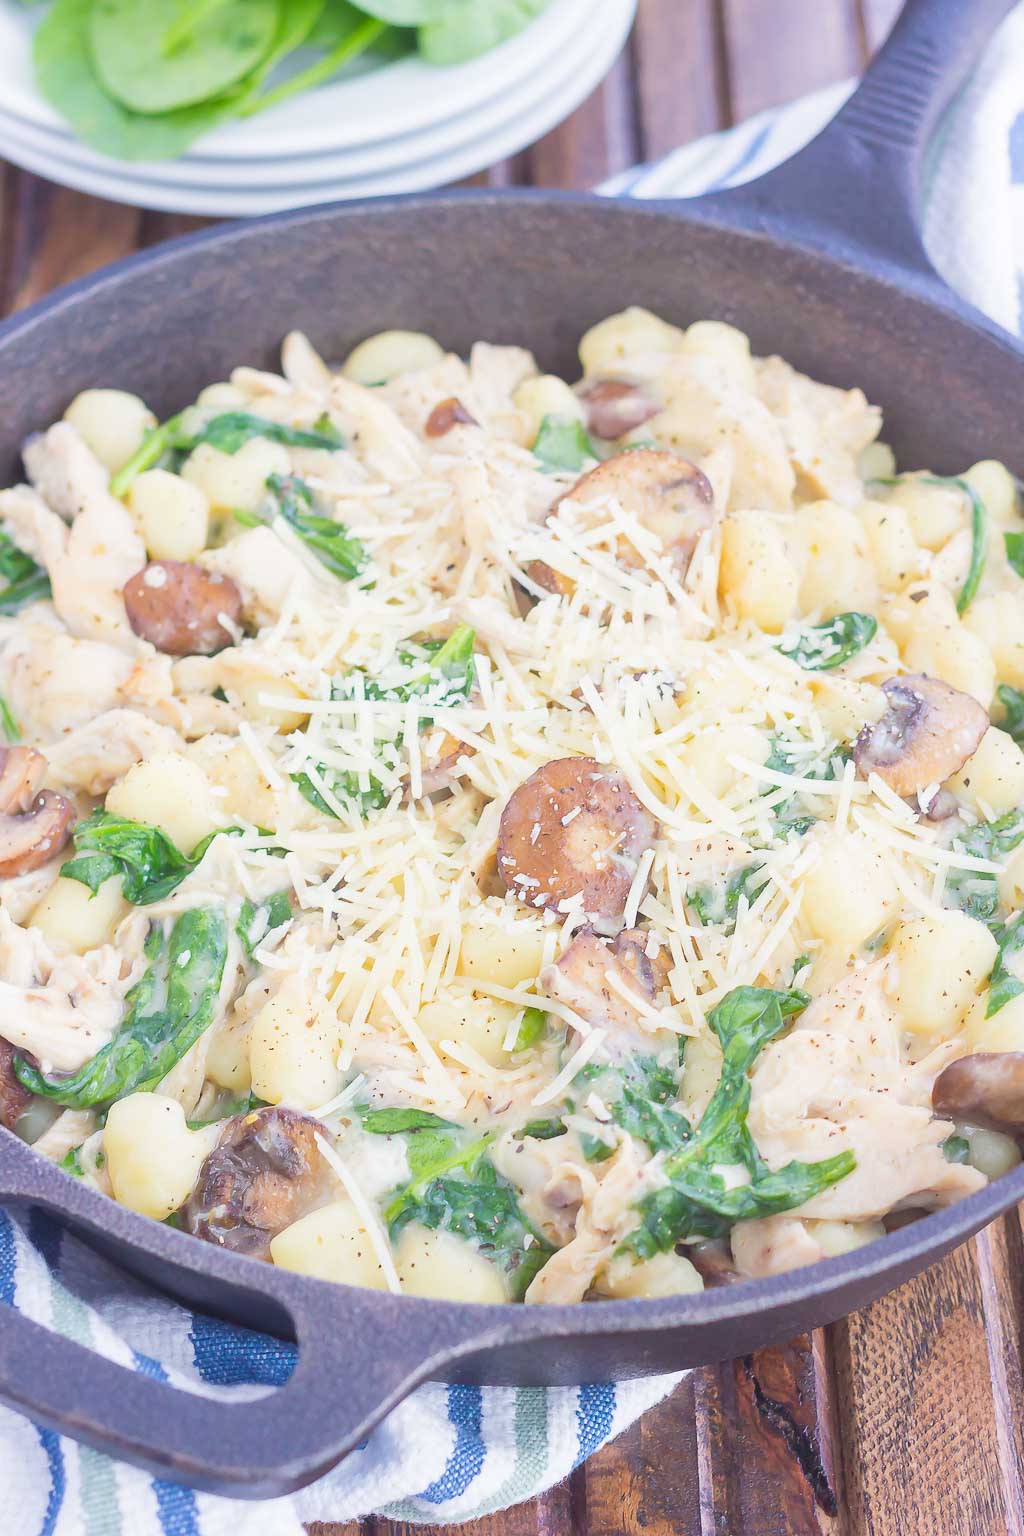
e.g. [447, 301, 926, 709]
[777, 611, 877, 671]
[620, 985, 855, 1258]
[15, 908, 228, 1109]
[61, 810, 237, 906]
[236, 472, 368, 582]
[111, 409, 344, 495]
[947, 809, 1024, 924]
[688, 863, 767, 934]
[294, 625, 476, 818]
[986, 914, 1024, 1018]
[995, 684, 1024, 746]
[531, 415, 597, 473]
[0, 530, 51, 614]
[236, 890, 293, 959]
[0, 694, 19, 743]
[876, 474, 986, 614]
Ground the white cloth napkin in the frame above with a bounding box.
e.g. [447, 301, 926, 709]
[4, 6, 1024, 1529]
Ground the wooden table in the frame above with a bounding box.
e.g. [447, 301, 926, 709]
[4, 2, 1022, 1531]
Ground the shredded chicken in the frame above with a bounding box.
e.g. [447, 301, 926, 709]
[524, 1137, 651, 1304]
[22, 424, 146, 645]
[200, 527, 318, 629]
[0, 908, 148, 1073]
[43, 708, 182, 795]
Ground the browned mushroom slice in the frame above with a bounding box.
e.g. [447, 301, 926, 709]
[498, 757, 659, 931]
[543, 925, 670, 1031]
[525, 451, 714, 602]
[182, 1105, 332, 1260]
[932, 1052, 1024, 1133]
[123, 561, 243, 656]
[425, 397, 478, 437]
[853, 674, 989, 797]
[687, 1240, 740, 1288]
[578, 379, 661, 440]
[0, 1039, 30, 1131]
[0, 747, 73, 878]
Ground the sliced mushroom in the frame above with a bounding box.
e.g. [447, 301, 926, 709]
[498, 757, 659, 931]
[0, 747, 73, 878]
[182, 1105, 332, 1260]
[686, 1240, 740, 1288]
[123, 561, 243, 657]
[0, 1039, 30, 1131]
[543, 924, 671, 1032]
[425, 397, 478, 437]
[932, 1052, 1024, 1133]
[853, 674, 989, 797]
[527, 449, 715, 599]
[578, 379, 661, 440]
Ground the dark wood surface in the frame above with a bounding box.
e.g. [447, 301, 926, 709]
[5, 2, 1021, 1531]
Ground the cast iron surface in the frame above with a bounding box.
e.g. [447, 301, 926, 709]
[0, 0, 1021, 1497]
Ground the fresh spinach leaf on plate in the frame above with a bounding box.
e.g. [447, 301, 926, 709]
[15, 908, 229, 1109]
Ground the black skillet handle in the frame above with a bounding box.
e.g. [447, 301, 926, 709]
[0, 1130, 493, 1497]
[702, 0, 1018, 283]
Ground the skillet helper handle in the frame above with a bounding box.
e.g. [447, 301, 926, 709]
[714, 0, 1019, 274]
[0, 1131, 486, 1497]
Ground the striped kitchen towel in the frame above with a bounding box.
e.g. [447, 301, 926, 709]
[5, 6, 1024, 1528]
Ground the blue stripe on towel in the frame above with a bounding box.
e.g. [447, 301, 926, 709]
[0, 1215, 67, 1535]
[574, 1384, 615, 1467]
[190, 1311, 295, 1388]
[420, 1385, 485, 1503]
[132, 1351, 201, 1536]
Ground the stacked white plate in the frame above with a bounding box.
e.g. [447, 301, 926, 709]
[0, 0, 636, 215]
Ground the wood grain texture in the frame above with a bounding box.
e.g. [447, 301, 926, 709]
[4, 8, 1021, 1536]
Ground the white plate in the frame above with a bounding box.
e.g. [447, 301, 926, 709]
[0, 0, 600, 158]
[0, 2, 608, 189]
[0, 0, 634, 215]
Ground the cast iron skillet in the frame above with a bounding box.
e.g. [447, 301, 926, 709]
[0, 0, 1021, 1498]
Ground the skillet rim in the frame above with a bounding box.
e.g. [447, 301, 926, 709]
[1, 181, 1024, 1343]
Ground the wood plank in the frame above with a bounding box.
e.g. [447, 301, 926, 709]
[0, 175, 141, 313]
[526, 50, 640, 190]
[722, 0, 863, 120]
[581, 1375, 702, 1536]
[371, 1479, 574, 1536]
[692, 1334, 843, 1535]
[830, 1227, 1023, 1536]
[631, 0, 726, 159]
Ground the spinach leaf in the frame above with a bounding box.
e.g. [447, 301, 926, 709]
[947, 809, 1024, 924]
[516, 1117, 567, 1140]
[688, 863, 766, 934]
[418, 0, 551, 64]
[513, 1005, 547, 1052]
[986, 915, 1024, 1017]
[778, 611, 877, 671]
[111, 410, 344, 496]
[35, 0, 246, 162]
[995, 685, 1024, 747]
[61, 810, 237, 906]
[15, 908, 228, 1109]
[386, 1143, 552, 1300]
[0, 694, 20, 743]
[568, 1055, 690, 1156]
[294, 625, 475, 818]
[620, 985, 854, 1257]
[875, 474, 987, 614]
[1005, 531, 1024, 579]
[236, 890, 292, 959]
[531, 415, 597, 473]
[188, 1089, 268, 1128]
[90, 0, 279, 115]
[251, 472, 368, 582]
[942, 1134, 971, 1164]
[359, 1106, 457, 1135]
[59, 1146, 85, 1178]
[0, 530, 51, 614]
